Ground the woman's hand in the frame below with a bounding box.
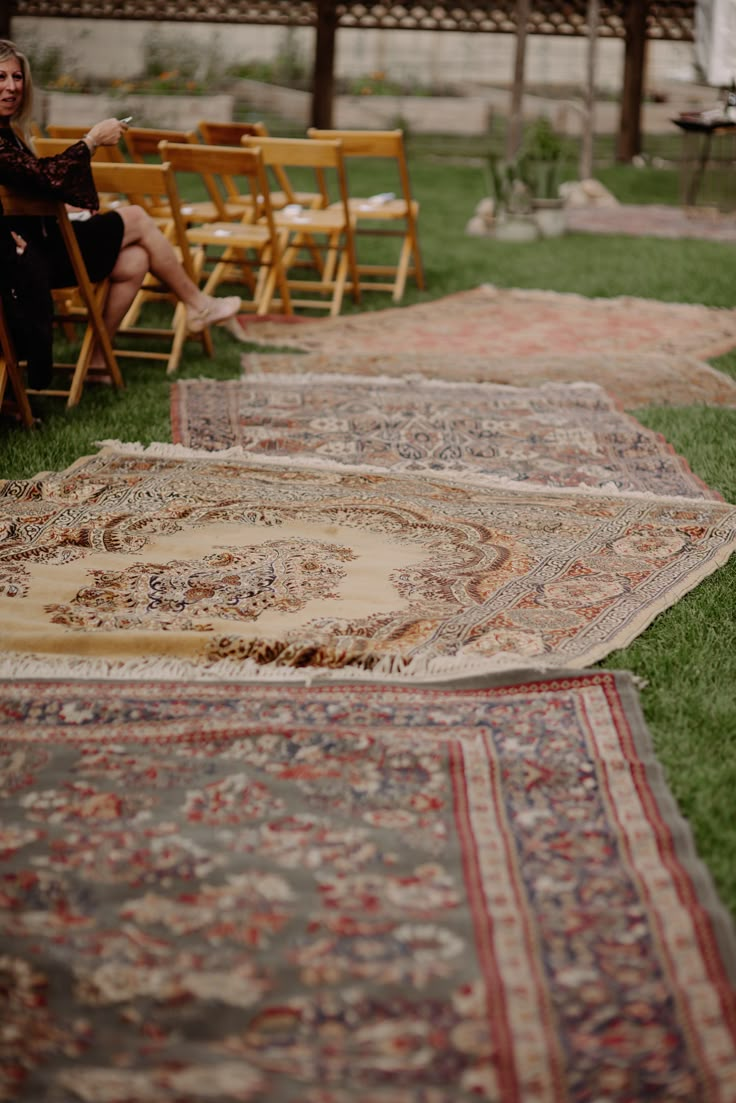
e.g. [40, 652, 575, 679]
[83, 117, 129, 153]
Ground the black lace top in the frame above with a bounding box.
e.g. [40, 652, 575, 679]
[0, 127, 98, 213]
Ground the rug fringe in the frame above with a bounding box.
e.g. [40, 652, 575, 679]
[229, 370, 608, 400]
[0, 649, 560, 686]
[92, 440, 727, 507]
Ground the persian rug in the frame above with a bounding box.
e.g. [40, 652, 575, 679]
[240, 349, 736, 411]
[234, 284, 736, 363]
[2, 443, 736, 682]
[566, 202, 736, 242]
[1, 669, 735, 1102]
[170, 374, 723, 500]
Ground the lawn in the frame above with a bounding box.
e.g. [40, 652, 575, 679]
[2, 142, 735, 917]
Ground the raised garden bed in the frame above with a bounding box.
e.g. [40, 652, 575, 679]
[229, 79, 492, 136]
[40, 91, 234, 130]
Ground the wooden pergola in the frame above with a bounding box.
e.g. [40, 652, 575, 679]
[5, 2, 697, 160]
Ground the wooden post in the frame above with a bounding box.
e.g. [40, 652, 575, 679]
[0, 2, 16, 39]
[311, 0, 338, 130]
[506, 0, 530, 159]
[580, 0, 600, 179]
[616, 0, 648, 162]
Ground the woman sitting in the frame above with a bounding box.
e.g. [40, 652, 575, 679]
[0, 38, 241, 379]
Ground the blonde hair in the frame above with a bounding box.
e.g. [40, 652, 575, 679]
[0, 40, 34, 141]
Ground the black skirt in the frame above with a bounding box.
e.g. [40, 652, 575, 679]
[46, 210, 125, 288]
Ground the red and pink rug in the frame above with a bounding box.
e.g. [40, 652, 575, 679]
[236, 285, 736, 361]
[232, 285, 736, 409]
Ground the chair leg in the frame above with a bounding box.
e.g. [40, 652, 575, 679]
[0, 318, 35, 429]
[66, 282, 123, 408]
[330, 251, 349, 316]
[166, 303, 189, 376]
[393, 237, 413, 303]
[256, 242, 292, 316]
[408, 217, 425, 291]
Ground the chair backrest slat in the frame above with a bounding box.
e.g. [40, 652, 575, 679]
[198, 120, 267, 146]
[308, 129, 403, 159]
[239, 136, 341, 208]
[158, 141, 278, 234]
[124, 126, 198, 161]
[307, 127, 415, 204]
[33, 135, 124, 163]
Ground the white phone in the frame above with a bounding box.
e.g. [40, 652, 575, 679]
[119, 115, 133, 125]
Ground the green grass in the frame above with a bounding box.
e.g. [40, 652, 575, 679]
[2, 143, 736, 917]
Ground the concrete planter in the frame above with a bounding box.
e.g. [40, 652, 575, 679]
[494, 211, 540, 242]
[532, 197, 568, 238]
[40, 91, 234, 130]
[228, 79, 492, 136]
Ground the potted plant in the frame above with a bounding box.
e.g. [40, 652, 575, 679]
[520, 117, 569, 238]
[483, 119, 569, 241]
[486, 153, 539, 242]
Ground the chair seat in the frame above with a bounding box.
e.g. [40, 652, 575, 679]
[273, 189, 323, 210]
[148, 199, 234, 224]
[343, 197, 416, 219]
[227, 189, 323, 212]
[274, 208, 352, 232]
[186, 221, 274, 247]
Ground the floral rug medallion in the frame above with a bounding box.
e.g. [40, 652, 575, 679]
[1, 444, 735, 681]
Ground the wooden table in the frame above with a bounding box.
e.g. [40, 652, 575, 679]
[674, 114, 736, 208]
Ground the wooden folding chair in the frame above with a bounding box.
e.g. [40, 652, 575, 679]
[43, 129, 127, 166]
[0, 185, 122, 407]
[241, 136, 360, 316]
[307, 128, 425, 302]
[159, 141, 291, 316]
[90, 160, 214, 374]
[123, 126, 223, 225]
[198, 120, 324, 211]
[33, 135, 130, 215]
[0, 297, 35, 428]
[45, 125, 124, 157]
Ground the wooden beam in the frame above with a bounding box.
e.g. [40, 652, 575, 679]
[617, 0, 648, 162]
[580, 0, 600, 179]
[506, 0, 530, 159]
[311, 0, 337, 130]
[0, 2, 16, 38]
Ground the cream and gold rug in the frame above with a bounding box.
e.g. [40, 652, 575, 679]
[2, 443, 735, 681]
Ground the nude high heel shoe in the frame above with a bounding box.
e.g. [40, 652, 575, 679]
[186, 296, 242, 335]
